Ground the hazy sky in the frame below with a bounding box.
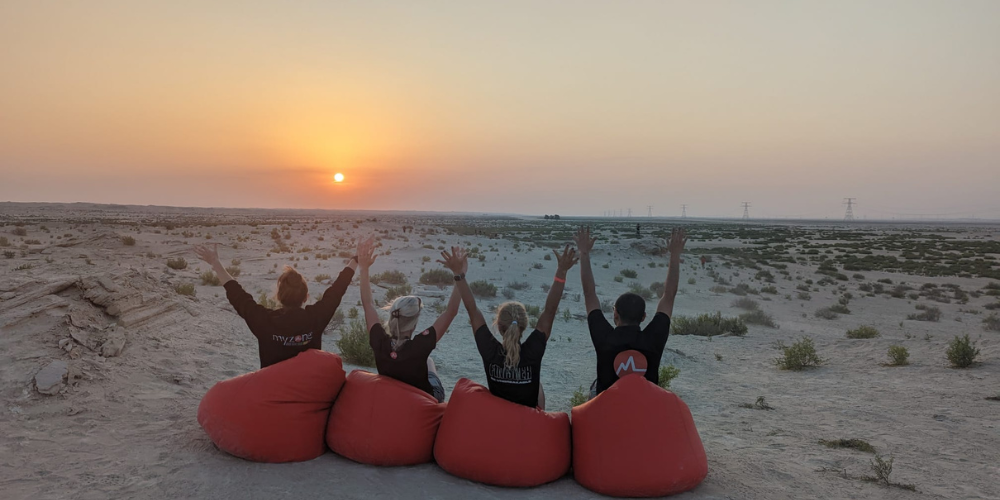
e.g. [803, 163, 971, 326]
[2, 1, 999, 219]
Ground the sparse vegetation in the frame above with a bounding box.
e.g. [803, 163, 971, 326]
[946, 334, 979, 368]
[739, 396, 774, 410]
[907, 304, 941, 322]
[174, 283, 196, 296]
[620, 269, 638, 279]
[983, 313, 1000, 332]
[225, 266, 241, 278]
[371, 270, 408, 285]
[384, 284, 413, 303]
[419, 269, 453, 286]
[336, 319, 376, 367]
[774, 337, 822, 370]
[469, 280, 497, 297]
[672, 312, 747, 337]
[657, 365, 680, 389]
[200, 271, 221, 286]
[846, 326, 880, 339]
[819, 438, 875, 454]
[740, 309, 778, 328]
[887, 345, 909, 366]
[257, 291, 279, 309]
[166, 257, 188, 270]
[731, 297, 759, 310]
[628, 282, 654, 300]
[120, 235, 136, 246]
[315, 273, 331, 283]
[814, 307, 839, 320]
[570, 386, 588, 407]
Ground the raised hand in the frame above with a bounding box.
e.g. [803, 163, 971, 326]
[356, 236, 378, 269]
[667, 228, 687, 257]
[553, 245, 579, 273]
[193, 243, 221, 266]
[437, 246, 468, 275]
[574, 226, 596, 256]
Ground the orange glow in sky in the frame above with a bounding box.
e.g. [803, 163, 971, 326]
[1, 2, 999, 218]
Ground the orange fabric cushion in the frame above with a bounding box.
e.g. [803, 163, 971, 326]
[434, 378, 571, 487]
[326, 370, 445, 466]
[571, 374, 708, 497]
[197, 349, 346, 463]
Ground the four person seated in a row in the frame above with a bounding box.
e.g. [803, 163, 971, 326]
[194, 226, 687, 408]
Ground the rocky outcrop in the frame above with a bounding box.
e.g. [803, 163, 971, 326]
[35, 360, 68, 395]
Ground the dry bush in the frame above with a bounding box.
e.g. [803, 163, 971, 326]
[946, 334, 979, 368]
[774, 337, 822, 370]
[846, 326, 880, 339]
[166, 257, 188, 270]
[174, 283, 196, 296]
[887, 345, 909, 366]
[336, 319, 375, 367]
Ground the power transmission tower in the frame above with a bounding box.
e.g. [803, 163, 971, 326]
[843, 198, 856, 221]
[742, 202, 751, 221]
[681, 204, 687, 218]
[627, 208, 632, 218]
[647, 205, 653, 217]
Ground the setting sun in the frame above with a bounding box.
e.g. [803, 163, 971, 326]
[334, 173, 344, 183]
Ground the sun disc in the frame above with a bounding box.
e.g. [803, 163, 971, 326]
[334, 173, 344, 182]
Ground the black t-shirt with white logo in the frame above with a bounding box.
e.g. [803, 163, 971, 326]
[369, 323, 437, 396]
[474, 325, 547, 408]
[588, 310, 670, 394]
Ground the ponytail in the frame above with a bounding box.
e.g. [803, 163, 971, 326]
[495, 302, 529, 368]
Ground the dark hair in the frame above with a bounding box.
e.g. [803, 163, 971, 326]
[277, 266, 308, 308]
[614, 292, 646, 325]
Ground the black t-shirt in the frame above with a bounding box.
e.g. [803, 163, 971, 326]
[588, 310, 670, 394]
[369, 323, 437, 396]
[474, 325, 547, 408]
[223, 267, 354, 368]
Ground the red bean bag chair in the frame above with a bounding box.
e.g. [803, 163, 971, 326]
[434, 378, 571, 487]
[325, 370, 445, 466]
[572, 374, 708, 497]
[197, 349, 346, 463]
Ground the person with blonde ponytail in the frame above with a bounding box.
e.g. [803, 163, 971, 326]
[441, 244, 578, 410]
[357, 237, 461, 402]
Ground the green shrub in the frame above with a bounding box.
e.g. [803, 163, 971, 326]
[257, 291, 279, 309]
[828, 303, 851, 314]
[419, 269, 452, 286]
[470, 280, 497, 297]
[687, 277, 696, 285]
[336, 319, 376, 367]
[371, 270, 407, 285]
[887, 345, 909, 366]
[946, 334, 979, 368]
[846, 326, 880, 339]
[121, 235, 136, 246]
[983, 313, 1000, 332]
[774, 337, 822, 370]
[174, 283, 195, 296]
[570, 386, 588, 407]
[507, 281, 530, 291]
[731, 297, 759, 310]
[348, 307, 359, 319]
[658, 365, 680, 389]
[740, 310, 778, 328]
[613, 275, 624, 283]
[166, 257, 188, 270]
[815, 307, 839, 320]
[672, 312, 747, 337]
[760, 285, 778, 294]
[628, 282, 653, 300]
[649, 281, 665, 297]
[200, 271, 220, 286]
[384, 284, 413, 303]
[225, 266, 241, 278]
[525, 304, 541, 317]
[908, 304, 941, 322]
[620, 269, 638, 279]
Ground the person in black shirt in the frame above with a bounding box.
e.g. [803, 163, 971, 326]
[442, 245, 578, 410]
[575, 226, 687, 397]
[193, 242, 356, 368]
[357, 237, 461, 402]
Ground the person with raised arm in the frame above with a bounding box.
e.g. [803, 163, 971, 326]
[442, 244, 578, 410]
[357, 236, 461, 403]
[194, 242, 357, 368]
[575, 226, 687, 398]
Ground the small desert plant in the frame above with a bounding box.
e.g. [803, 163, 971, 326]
[649, 281, 665, 297]
[774, 337, 822, 370]
[502, 287, 516, 299]
[658, 365, 680, 389]
[760, 285, 778, 294]
[628, 282, 654, 300]
[814, 307, 839, 320]
[946, 334, 979, 368]
[739, 396, 774, 410]
[470, 280, 497, 297]
[983, 313, 1000, 332]
[846, 326, 880, 339]
[384, 284, 413, 303]
[12, 227, 27, 236]
[740, 309, 778, 328]
[797, 291, 812, 301]
[866, 453, 893, 486]
[887, 345, 909, 366]
[827, 303, 851, 314]
[200, 271, 221, 286]
[166, 257, 188, 270]
[371, 269, 408, 285]
[570, 386, 588, 407]
[336, 319, 376, 367]
[174, 283, 196, 296]
[687, 277, 696, 285]
[225, 266, 241, 278]
[257, 291, 279, 309]
[672, 312, 747, 337]
[507, 281, 530, 291]
[599, 299, 614, 313]
[419, 269, 452, 286]
[908, 304, 941, 322]
[120, 235, 136, 246]
[819, 438, 875, 454]
[315, 273, 331, 282]
[562, 308, 572, 322]
[525, 304, 541, 317]
[620, 269, 638, 279]
[731, 297, 760, 310]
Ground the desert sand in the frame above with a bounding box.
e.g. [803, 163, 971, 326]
[1, 203, 998, 499]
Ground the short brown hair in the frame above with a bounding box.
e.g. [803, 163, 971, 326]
[277, 266, 308, 308]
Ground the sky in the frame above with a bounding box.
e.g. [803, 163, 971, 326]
[1, 1, 999, 219]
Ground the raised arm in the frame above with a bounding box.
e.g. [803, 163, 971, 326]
[357, 236, 381, 332]
[656, 228, 687, 317]
[438, 247, 487, 331]
[574, 227, 600, 314]
[534, 245, 578, 339]
[430, 282, 462, 342]
[304, 260, 357, 325]
[194, 243, 234, 286]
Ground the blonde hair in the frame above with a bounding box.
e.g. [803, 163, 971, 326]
[384, 296, 422, 349]
[494, 302, 528, 368]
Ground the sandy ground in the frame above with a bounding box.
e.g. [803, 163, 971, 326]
[1, 204, 998, 499]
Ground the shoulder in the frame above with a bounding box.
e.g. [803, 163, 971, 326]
[645, 312, 671, 333]
[473, 324, 495, 341]
[369, 323, 387, 337]
[588, 310, 612, 329]
[526, 329, 547, 345]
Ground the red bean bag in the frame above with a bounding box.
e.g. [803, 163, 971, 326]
[325, 370, 445, 466]
[572, 374, 708, 497]
[434, 378, 571, 487]
[197, 349, 346, 463]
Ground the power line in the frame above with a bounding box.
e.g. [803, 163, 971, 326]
[844, 198, 856, 221]
[742, 202, 751, 221]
